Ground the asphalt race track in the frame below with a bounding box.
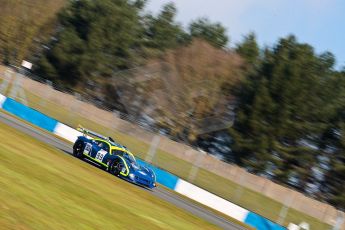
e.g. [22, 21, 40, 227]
[0, 111, 245, 230]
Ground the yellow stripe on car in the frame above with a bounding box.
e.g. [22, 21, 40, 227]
[117, 156, 129, 176]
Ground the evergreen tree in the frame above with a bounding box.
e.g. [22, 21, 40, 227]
[144, 3, 188, 50]
[230, 36, 335, 192]
[189, 17, 228, 48]
[236, 32, 260, 69]
[318, 70, 345, 209]
[37, 0, 144, 86]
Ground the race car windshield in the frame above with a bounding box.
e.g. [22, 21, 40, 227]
[123, 152, 137, 164]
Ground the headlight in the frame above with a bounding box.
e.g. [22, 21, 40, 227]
[131, 163, 139, 170]
[129, 173, 135, 180]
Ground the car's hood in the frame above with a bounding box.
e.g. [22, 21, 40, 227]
[133, 164, 155, 181]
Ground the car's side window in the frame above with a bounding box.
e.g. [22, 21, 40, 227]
[112, 150, 124, 156]
[94, 140, 110, 152]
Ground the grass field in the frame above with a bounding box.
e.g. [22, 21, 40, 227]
[0, 78, 332, 229]
[0, 122, 221, 230]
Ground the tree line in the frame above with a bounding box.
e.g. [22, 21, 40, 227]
[0, 0, 344, 210]
[233, 35, 345, 209]
[34, 0, 229, 87]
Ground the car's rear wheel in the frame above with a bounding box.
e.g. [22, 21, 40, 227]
[108, 159, 123, 176]
[73, 141, 84, 159]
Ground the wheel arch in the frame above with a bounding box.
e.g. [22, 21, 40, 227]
[108, 155, 130, 176]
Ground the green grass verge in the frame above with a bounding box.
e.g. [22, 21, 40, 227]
[2, 86, 331, 229]
[1, 108, 255, 230]
[0, 121, 221, 230]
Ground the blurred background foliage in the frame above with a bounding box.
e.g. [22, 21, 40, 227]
[0, 0, 67, 64]
[0, 0, 344, 210]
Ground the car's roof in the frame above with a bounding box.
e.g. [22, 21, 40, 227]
[93, 138, 124, 148]
[93, 138, 135, 158]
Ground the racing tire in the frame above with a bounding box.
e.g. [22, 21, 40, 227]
[108, 159, 123, 176]
[73, 141, 84, 159]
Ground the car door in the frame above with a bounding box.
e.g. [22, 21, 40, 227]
[92, 140, 110, 165]
[82, 140, 94, 158]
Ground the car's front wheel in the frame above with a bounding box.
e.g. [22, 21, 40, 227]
[108, 159, 123, 176]
[73, 141, 84, 159]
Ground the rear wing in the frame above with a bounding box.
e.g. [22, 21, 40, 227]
[77, 125, 114, 142]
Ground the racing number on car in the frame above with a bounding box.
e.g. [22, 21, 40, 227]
[95, 149, 107, 162]
[84, 143, 92, 156]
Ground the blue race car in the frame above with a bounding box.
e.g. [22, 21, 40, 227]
[73, 126, 156, 189]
